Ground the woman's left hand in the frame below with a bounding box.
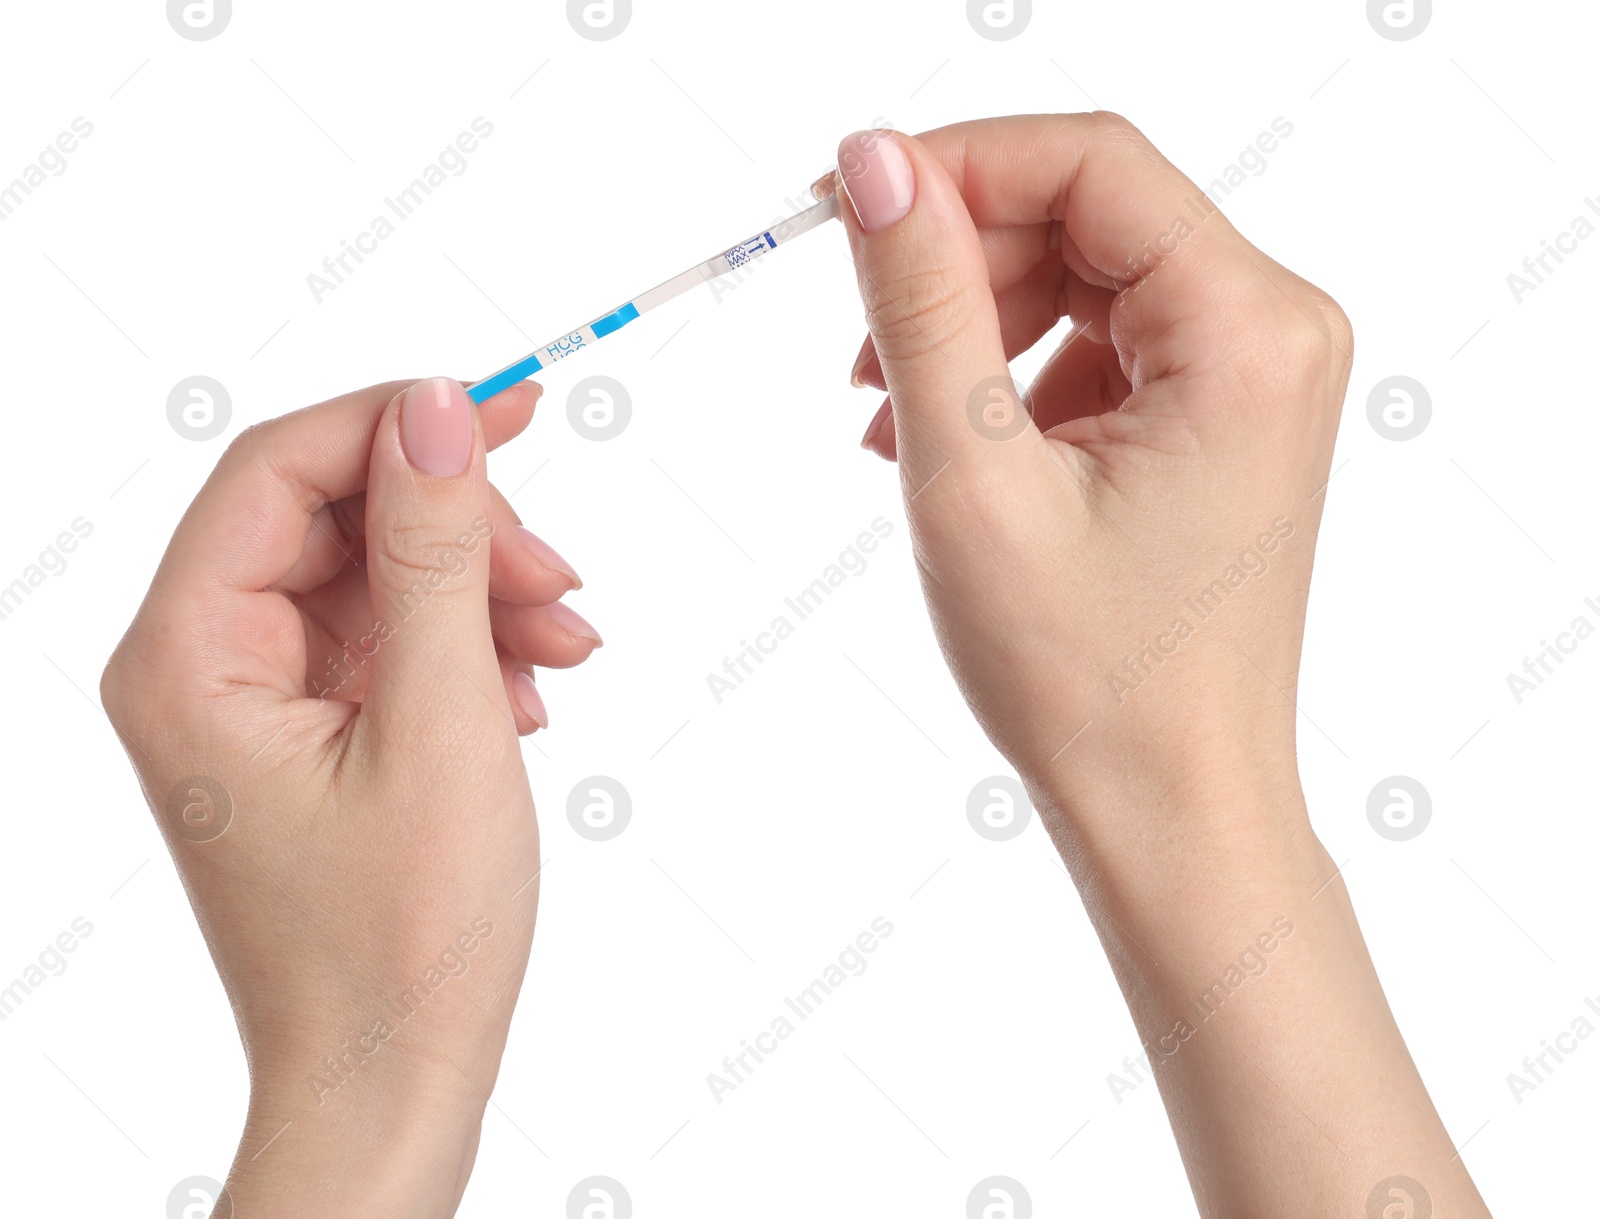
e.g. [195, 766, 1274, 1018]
[101, 377, 591, 1217]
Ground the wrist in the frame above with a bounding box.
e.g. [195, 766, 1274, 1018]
[1026, 736, 1312, 882]
[1028, 762, 1342, 985]
[224, 1064, 488, 1219]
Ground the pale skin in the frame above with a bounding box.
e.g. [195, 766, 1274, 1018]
[101, 114, 1489, 1218]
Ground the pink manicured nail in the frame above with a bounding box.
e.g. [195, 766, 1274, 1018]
[511, 671, 547, 729]
[547, 601, 603, 646]
[861, 397, 892, 449]
[517, 526, 582, 589]
[837, 130, 914, 233]
[400, 377, 472, 478]
[850, 334, 884, 389]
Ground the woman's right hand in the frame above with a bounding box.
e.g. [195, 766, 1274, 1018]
[833, 116, 1490, 1219]
[836, 115, 1349, 842]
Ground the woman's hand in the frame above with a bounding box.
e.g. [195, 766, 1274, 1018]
[835, 117, 1488, 1218]
[839, 114, 1346, 835]
[101, 377, 593, 1218]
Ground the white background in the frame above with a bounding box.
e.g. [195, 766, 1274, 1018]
[0, 1, 1593, 1214]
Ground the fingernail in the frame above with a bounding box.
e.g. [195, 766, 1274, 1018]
[400, 377, 472, 477]
[861, 396, 892, 450]
[850, 335, 884, 389]
[837, 130, 914, 234]
[511, 671, 547, 730]
[547, 601, 603, 646]
[516, 526, 582, 589]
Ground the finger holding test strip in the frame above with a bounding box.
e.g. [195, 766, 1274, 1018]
[466, 179, 843, 405]
[90, 103, 1500, 1219]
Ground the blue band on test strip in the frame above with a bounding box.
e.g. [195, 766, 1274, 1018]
[591, 301, 639, 338]
[465, 194, 838, 403]
[468, 352, 545, 404]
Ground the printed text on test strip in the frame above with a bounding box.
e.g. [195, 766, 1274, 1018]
[466, 192, 842, 404]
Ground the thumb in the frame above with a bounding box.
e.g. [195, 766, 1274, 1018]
[836, 128, 1029, 489]
[359, 377, 503, 740]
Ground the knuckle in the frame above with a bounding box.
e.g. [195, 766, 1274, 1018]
[864, 262, 978, 361]
[1246, 319, 1332, 397]
[1310, 290, 1355, 367]
[98, 657, 128, 726]
[219, 419, 278, 470]
[1218, 272, 1353, 400]
[228, 419, 274, 455]
[369, 519, 476, 587]
[1279, 288, 1353, 378]
[1283, 309, 1335, 366]
[1089, 109, 1153, 155]
[98, 631, 178, 746]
